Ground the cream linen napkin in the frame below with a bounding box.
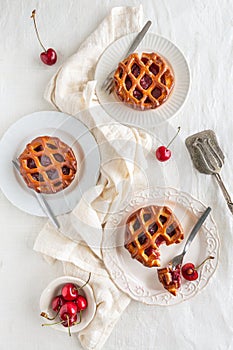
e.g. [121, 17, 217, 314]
[34, 5, 152, 350]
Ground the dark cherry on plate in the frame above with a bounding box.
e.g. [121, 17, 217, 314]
[155, 127, 181, 162]
[31, 9, 57, 66]
[181, 256, 214, 281]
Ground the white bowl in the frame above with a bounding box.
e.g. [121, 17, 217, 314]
[40, 276, 96, 333]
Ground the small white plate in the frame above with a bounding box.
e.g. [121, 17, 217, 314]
[102, 187, 219, 305]
[0, 111, 100, 216]
[40, 276, 96, 333]
[95, 33, 190, 127]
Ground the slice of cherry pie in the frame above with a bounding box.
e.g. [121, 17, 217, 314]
[157, 265, 181, 296]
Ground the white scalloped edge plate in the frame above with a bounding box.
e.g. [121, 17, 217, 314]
[95, 33, 190, 127]
[102, 187, 219, 305]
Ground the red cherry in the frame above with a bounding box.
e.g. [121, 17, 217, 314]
[61, 283, 78, 301]
[155, 127, 180, 162]
[59, 302, 77, 321]
[181, 256, 214, 281]
[40, 48, 57, 66]
[62, 313, 78, 328]
[181, 263, 198, 281]
[155, 146, 171, 162]
[31, 10, 57, 66]
[75, 295, 88, 311]
[51, 295, 66, 312]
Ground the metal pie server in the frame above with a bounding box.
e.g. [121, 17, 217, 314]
[12, 160, 60, 229]
[185, 129, 233, 214]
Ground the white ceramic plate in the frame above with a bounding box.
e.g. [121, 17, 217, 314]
[0, 111, 100, 216]
[40, 276, 96, 333]
[102, 187, 219, 305]
[95, 33, 190, 127]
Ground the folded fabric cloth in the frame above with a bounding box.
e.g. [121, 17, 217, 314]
[34, 5, 152, 350]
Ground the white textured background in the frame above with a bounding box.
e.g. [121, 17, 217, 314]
[1, 0, 233, 349]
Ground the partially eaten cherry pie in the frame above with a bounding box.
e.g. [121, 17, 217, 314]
[18, 136, 77, 194]
[114, 52, 174, 110]
[124, 205, 184, 268]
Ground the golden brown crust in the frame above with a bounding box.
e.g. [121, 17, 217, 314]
[19, 136, 77, 194]
[114, 52, 174, 110]
[124, 205, 184, 268]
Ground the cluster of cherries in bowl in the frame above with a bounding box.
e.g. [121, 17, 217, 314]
[41, 274, 91, 336]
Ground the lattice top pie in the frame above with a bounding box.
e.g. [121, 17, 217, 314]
[124, 205, 184, 268]
[114, 52, 174, 110]
[19, 136, 77, 194]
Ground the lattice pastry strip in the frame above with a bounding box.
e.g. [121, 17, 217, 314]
[124, 205, 184, 267]
[19, 136, 77, 194]
[114, 52, 175, 110]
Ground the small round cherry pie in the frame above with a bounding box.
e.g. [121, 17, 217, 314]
[114, 52, 175, 110]
[18, 136, 77, 194]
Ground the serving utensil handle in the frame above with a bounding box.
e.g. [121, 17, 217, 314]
[214, 173, 233, 214]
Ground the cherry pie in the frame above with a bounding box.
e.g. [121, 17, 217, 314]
[19, 136, 77, 194]
[157, 265, 181, 296]
[124, 205, 184, 268]
[114, 52, 174, 110]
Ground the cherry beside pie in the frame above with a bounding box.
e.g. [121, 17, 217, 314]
[124, 205, 184, 268]
[114, 52, 174, 110]
[19, 136, 77, 194]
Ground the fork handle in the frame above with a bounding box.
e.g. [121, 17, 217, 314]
[125, 20, 152, 57]
[214, 173, 233, 214]
[183, 207, 211, 255]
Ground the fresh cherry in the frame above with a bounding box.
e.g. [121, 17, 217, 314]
[31, 10, 57, 66]
[61, 273, 91, 301]
[62, 313, 78, 328]
[182, 256, 214, 281]
[59, 302, 77, 321]
[75, 295, 88, 311]
[51, 295, 66, 312]
[155, 127, 181, 162]
[40, 295, 66, 320]
[61, 283, 78, 301]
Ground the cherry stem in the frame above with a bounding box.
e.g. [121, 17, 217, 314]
[31, 9, 47, 52]
[42, 319, 64, 327]
[77, 272, 91, 290]
[196, 256, 214, 270]
[75, 310, 82, 325]
[67, 315, 71, 337]
[40, 310, 59, 321]
[166, 126, 181, 149]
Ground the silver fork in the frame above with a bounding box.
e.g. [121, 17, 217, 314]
[12, 159, 60, 229]
[169, 207, 211, 270]
[102, 20, 152, 94]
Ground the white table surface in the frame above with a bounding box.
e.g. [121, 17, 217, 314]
[1, 0, 233, 349]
